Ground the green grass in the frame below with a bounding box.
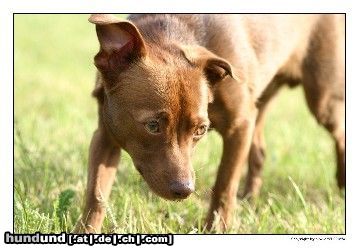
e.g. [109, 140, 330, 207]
[14, 14, 344, 234]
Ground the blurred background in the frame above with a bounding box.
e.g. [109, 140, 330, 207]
[14, 14, 344, 234]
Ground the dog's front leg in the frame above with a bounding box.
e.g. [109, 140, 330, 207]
[78, 127, 121, 233]
[206, 118, 255, 231]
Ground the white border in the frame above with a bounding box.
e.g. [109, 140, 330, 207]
[1, 0, 359, 247]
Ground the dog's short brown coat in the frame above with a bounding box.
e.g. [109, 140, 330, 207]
[78, 14, 345, 233]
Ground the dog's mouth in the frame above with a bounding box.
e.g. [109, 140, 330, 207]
[134, 164, 194, 201]
[144, 176, 194, 201]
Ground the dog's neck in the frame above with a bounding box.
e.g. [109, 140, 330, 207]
[128, 14, 206, 47]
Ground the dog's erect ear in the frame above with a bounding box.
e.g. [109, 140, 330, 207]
[89, 14, 146, 72]
[180, 45, 235, 85]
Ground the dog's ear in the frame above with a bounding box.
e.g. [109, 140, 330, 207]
[89, 14, 146, 72]
[204, 57, 234, 85]
[180, 45, 235, 85]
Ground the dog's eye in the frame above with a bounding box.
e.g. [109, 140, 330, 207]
[145, 120, 160, 134]
[194, 125, 208, 138]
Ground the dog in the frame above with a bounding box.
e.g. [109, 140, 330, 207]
[78, 14, 345, 233]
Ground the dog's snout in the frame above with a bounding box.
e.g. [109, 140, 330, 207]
[169, 181, 194, 199]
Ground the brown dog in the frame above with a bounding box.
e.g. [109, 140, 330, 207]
[79, 14, 345, 233]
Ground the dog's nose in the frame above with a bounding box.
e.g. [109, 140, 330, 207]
[169, 181, 194, 198]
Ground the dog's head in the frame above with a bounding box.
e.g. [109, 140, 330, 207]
[90, 14, 234, 200]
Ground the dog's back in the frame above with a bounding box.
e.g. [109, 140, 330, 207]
[129, 14, 343, 96]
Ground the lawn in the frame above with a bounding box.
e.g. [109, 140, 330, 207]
[14, 14, 345, 234]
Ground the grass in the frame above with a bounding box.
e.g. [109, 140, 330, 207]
[14, 14, 345, 234]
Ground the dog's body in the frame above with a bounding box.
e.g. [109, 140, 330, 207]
[80, 14, 345, 232]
